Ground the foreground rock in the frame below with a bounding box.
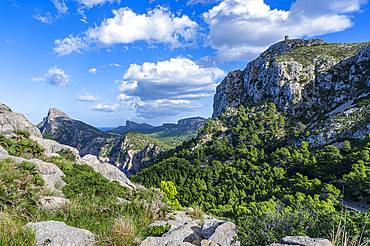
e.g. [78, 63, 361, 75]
[0, 104, 42, 137]
[141, 210, 239, 246]
[80, 154, 140, 190]
[0, 154, 66, 189]
[30, 136, 80, 160]
[39, 196, 70, 209]
[267, 236, 333, 246]
[0, 145, 7, 155]
[24, 221, 95, 246]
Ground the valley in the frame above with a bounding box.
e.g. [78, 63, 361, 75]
[1, 38, 370, 245]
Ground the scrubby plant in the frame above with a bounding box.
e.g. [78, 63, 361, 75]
[160, 181, 181, 211]
[0, 158, 44, 215]
[0, 212, 35, 246]
[145, 223, 171, 237]
[56, 148, 76, 161]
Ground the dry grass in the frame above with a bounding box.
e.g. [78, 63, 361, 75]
[110, 216, 137, 246]
[190, 205, 204, 221]
[330, 211, 370, 246]
[0, 212, 35, 245]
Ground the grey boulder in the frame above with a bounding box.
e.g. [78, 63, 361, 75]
[0, 145, 8, 155]
[24, 220, 95, 246]
[0, 104, 42, 137]
[30, 136, 80, 161]
[39, 196, 70, 209]
[267, 236, 333, 246]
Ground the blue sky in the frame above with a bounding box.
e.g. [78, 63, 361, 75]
[1, 0, 369, 127]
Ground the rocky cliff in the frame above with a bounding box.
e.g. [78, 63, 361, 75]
[0, 103, 42, 137]
[213, 38, 370, 147]
[99, 131, 170, 176]
[178, 117, 206, 126]
[38, 108, 113, 155]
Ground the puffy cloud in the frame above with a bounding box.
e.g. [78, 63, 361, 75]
[119, 57, 226, 101]
[90, 103, 120, 112]
[76, 92, 100, 102]
[54, 7, 198, 55]
[116, 94, 133, 101]
[75, 0, 120, 8]
[114, 57, 225, 119]
[88, 68, 97, 74]
[203, 0, 366, 61]
[31, 66, 70, 87]
[54, 35, 88, 56]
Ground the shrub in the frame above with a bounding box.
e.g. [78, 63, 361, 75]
[145, 223, 171, 237]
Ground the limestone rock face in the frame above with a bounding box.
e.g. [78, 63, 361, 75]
[0, 104, 42, 137]
[267, 236, 333, 246]
[100, 132, 167, 176]
[212, 39, 370, 147]
[178, 117, 206, 126]
[38, 108, 112, 156]
[141, 211, 239, 246]
[30, 136, 80, 160]
[24, 220, 95, 246]
[81, 159, 138, 190]
[0, 145, 8, 155]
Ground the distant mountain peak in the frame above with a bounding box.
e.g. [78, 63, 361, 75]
[125, 120, 155, 129]
[47, 108, 71, 120]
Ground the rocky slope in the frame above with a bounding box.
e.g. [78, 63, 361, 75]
[0, 103, 42, 137]
[213, 38, 370, 147]
[99, 131, 171, 176]
[38, 108, 114, 155]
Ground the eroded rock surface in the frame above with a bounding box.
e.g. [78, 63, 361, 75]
[24, 220, 95, 246]
[0, 104, 42, 137]
[267, 236, 333, 246]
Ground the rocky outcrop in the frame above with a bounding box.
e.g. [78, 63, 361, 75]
[212, 39, 370, 147]
[30, 135, 80, 160]
[141, 211, 239, 246]
[0, 154, 66, 189]
[0, 104, 42, 137]
[39, 196, 70, 209]
[0, 145, 7, 155]
[24, 221, 95, 246]
[38, 108, 112, 156]
[100, 132, 168, 175]
[79, 154, 139, 189]
[178, 117, 206, 126]
[267, 236, 332, 246]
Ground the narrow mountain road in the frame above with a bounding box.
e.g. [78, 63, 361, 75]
[339, 200, 369, 213]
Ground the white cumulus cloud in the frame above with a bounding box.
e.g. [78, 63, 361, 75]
[119, 57, 226, 101]
[88, 68, 97, 74]
[114, 57, 226, 119]
[76, 92, 100, 102]
[203, 0, 367, 61]
[54, 7, 199, 56]
[31, 66, 70, 87]
[90, 103, 120, 112]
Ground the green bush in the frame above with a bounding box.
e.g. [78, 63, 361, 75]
[145, 223, 171, 237]
[61, 163, 129, 200]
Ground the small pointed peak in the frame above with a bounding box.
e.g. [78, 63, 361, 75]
[47, 108, 71, 120]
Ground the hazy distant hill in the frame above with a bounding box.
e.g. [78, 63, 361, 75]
[109, 117, 206, 146]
